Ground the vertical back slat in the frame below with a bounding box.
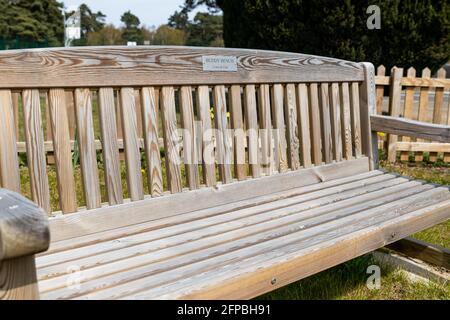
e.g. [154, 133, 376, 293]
[340, 83, 353, 160]
[196, 86, 216, 186]
[22, 90, 51, 213]
[297, 84, 312, 168]
[350, 82, 362, 158]
[213, 85, 233, 183]
[74, 89, 101, 210]
[180, 86, 200, 190]
[284, 84, 300, 170]
[120, 88, 144, 201]
[330, 83, 343, 162]
[271, 84, 288, 172]
[140, 87, 164, 197]
[258, 84, 274, 175]
[0, 90, 21, 192]
[48, 89, 77, 213]
[309, 83, 322, 165]
[230, 85, 246, 180]
[161, 86, 183, 193]
[400, 67, 417, 162]
[98, 88, 123, 205]
[319, 83, 333, 163]
[244, 85, 261, 178]
[415, 68, 431, 162]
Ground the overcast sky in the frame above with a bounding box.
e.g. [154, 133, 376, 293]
[64, 0, 188, 28]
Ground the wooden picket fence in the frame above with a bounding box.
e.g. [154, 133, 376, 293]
[375, 65, 450, 163]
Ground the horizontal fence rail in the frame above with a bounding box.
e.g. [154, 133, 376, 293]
[375, 65, 450, 163]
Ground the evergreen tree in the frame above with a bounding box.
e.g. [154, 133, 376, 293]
[121, 10, 143, 43]
[71, 3, 106, 45]
[217, 0, 450, 72]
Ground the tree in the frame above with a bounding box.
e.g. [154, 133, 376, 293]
[168, 0, 223, 47]
[0, 0, 64, 46]
[121, 10, 143, 43]
[69, 3, 106, 46]
[217, 0, 450, 72]
[86, 24, 122, 46]
[186, 12, 223, 47]
[153, 25, 186, 45]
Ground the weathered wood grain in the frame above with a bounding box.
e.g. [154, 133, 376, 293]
[0, 90, 20, 192]
[350, 82, 362, 158]
[0, 47, 364, 88]
[213, 85, 233, 183]
[74, 89, 101, 210]
[22, 90, 51, 213]
[180, 86, 200, 190]
[229, 85, 247, 180]
[48, 89, 77, 213]
[430, 69, 446, 162]
[271, 84, 288, 172]
[257, 84, 274, 175]
[400, 67, 417, 162]
[360, 63, 377, 170]
[297, 84, 312, 168]
[340, 83, 353, 160]
[161, 87, 183, 193]
[415, 68, 431, 161]
[284, 84, 300, 170]
[98, 88, 123, 205]
[330, 83, 343, 162]
[120, 88, 144, 201]
[319, 83, 333, 163]
[387, 67, 403, 163]
[244, 85, 260, 178]
[140, 87, 164, 197]
[371, 115, 450, 143]
[309, 83, 323, 165]
[196, 86, 216, 186]
[375, 65, 385, 114]
[0, 190, 49, 300]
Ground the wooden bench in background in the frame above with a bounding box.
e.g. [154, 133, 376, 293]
[0, 46, 449, 300]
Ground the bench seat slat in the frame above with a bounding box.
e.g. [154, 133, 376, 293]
[43, 166, 380, 255]
[37, 171, 395, 268]
[35, 172, 450, 299]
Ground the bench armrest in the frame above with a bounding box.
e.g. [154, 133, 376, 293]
[370, 115, 450, 143]
[0, 189, 49, 261]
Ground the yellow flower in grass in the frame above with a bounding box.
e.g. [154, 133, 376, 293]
[377, 132, 386, 137]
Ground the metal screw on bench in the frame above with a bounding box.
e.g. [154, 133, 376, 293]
[271, 277, 277, 285]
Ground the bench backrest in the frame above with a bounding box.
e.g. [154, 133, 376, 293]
[0, 46, 376, 217]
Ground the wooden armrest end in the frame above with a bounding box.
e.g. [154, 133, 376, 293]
[0, 189, 49, 261]
[370, 115, 450, 143]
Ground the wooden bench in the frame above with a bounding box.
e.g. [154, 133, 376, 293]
[0, 46, 449, 300]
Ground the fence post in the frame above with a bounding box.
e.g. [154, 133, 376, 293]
[400, 67, 417, 162]
[415, 68, 431, 162]
[375, 65, 385, 115]
[387, 67, 403, 163]
[430, 68, 447, 162]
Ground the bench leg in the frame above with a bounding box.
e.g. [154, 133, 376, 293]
[0, 255, 40, 300]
